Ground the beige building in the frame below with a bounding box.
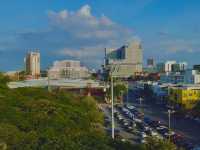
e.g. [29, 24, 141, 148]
[25, 51, 40, 78]
[106, 40, 143, 77]
[48, 60, 90, 79]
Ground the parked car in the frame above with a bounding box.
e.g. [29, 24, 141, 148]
[140, 132, 147, 138]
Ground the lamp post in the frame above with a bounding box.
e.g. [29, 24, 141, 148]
[167, 109, 175, 141]
[168, 109, 171, 141]
[47, 67, 51, 92]
[111, 75, 114, 139]
[139, 97, 143, 107]
[110, 64, 119, 139]
[126, 81, 129, 104]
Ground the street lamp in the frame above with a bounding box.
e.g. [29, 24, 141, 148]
[168, 109, 175, 141]
[168, 109, 171, 141]
[111, 74, 114, 139]
[139, 97, 143, 107]
[47, 67, 52, 92]
[110, 64, 120, 139]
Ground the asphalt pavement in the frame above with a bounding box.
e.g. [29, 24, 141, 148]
[128, 90, 200, 145]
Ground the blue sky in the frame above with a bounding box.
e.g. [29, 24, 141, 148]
[0, 0, 200, 71]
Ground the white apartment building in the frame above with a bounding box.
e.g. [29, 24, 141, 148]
[165, 61, 176, 72]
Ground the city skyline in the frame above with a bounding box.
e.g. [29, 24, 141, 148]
[0, 0, 200, 71]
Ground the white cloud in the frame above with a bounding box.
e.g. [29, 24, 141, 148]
[6, 5, 134, 69]
[77, 4, 92, 17]
[47, 5, 132, 41]
[38, 4, 134, 68]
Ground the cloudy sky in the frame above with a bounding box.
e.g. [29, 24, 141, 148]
[0, 0, 200, 71]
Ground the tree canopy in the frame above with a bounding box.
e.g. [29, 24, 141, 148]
[0, 74, 179, 150]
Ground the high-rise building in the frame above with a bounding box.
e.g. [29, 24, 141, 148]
[171, 62, 187, 72]
[156, 63, 165, 73]
[157, 61, 187, 73]
[105, 40, 143, 77]
[147, 58, 155, 67]
[165, 61, 176, 72]
[25, 51, 40, 78]
[48, 60, 90, 79]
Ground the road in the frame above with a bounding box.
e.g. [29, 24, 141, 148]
[127, 90, 200, 145]
[100, 103, 140, 144]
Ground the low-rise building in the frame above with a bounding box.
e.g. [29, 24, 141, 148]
[160, 69, 200, 84]
[48, 60, 90, 79]
[169, 85, 200, 109]
[184, 69, 200, 84]
[160, 72, 185, 84]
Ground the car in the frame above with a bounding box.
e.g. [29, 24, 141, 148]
[157, 128, 169, 135]
[154, 134, 164, 139]
[171, 133, 183, 143]
[117, 115, 123, 121]
[164, 130, 175, 137]
[131, 122, 137, 128]
[194, 117, 200, 123]
[121, 138, 126, 142]
[151, 130, 158, 136]
[144, 126, 150, 131]
[144, 117, 152, 124]
[122, 107, 129, 113]
[140, 139, 147, 144]
[125, 126, 134, 132]
[149, 120, 161, 128]
[126, 105, 136, 110]
[134, 118, 142, 123]
[140, 132, 147, 138]
[156, 125, 168, 131]
[123, 121, 129, 126]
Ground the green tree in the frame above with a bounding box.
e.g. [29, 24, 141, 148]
[145, 137, 177, 150]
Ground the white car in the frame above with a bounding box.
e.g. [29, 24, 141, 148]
[155, 134, 164, 140]
[156, 125, 167, 130]
[121, 138, 126, 142]
[124, 122, 129, 126]
[164, 131, 175, 136]
[151, 131, 158, 136]
[134, 118, 142, 123]
[140, 139, 147, 143]
[194, 118, 200, 123]
[127, 105, 136, 110]
[141, 132, 147, 138]
[144, 126, 150, 131]
[122, 108, 129, 113]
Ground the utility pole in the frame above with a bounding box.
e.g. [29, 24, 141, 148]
[126, 81, 129, 104]
[111, 75, 114, 139]
[139, 97, 143, 107]
[47, 70, 51, 92]
[168, 109, 171, 141]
